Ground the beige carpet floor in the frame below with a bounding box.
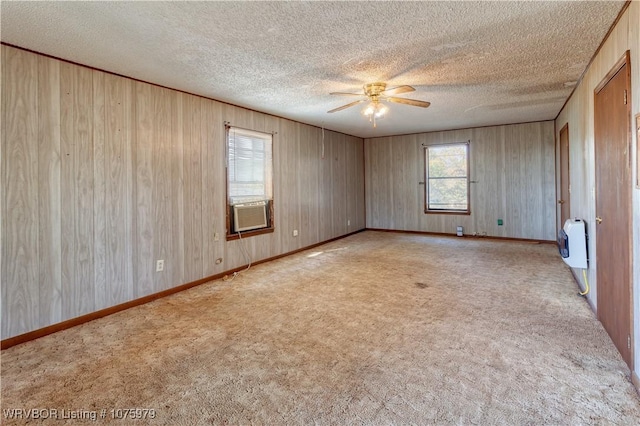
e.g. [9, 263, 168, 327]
[2, 231, 639, 425]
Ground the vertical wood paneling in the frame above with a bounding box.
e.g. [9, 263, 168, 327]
[390, 137, 403, 229]
[471, 126, 503, 237]
[209, 101, 226, 273]
[287, 120, 300, 250]
[365, 137, 377, 228]
[183, 95, 202, 281]
[298, 125, 313, 247]
[365, 122, 555, 240]
[37, 55, 62, 326]
[173, 93, 186, 282]
[73, 66, 95, 316]
[104, 74, 133, 305]
[367, 137, 394, 229]
[364, 135, 372, 227]
[407, 135, 421, 230]
[534, 123, 548, 236]
[308, 127, 322, 243]
[540, 122, 556, 239]
[394, 135, 419, 230]
[2, 45, 366, 339]
[277, 119, 295, 251]
[318, 130, 333, 242]
[346, 135, 356, 234]
[355, 136, 365, 230]
[499, 126, 508, 237]
[92, 70, 106, 309]
[311, 127, 322, 244]
[134, 82, 154, 297]
[201, 98, 219, 276]
[331, 133, 346, 237]
[124, 79, 135, 306]
[523, 124, 542, 239]
[152, 87, 172, 291]
[200, 98, 213, 273]
[171, 93, 185, 285]
[504, 125, 525, 236]
[2, 47, 39, 336]
[59, 62, 76, 319]
[382, 137, 394, 229]
[293, 122, 302, 250]
[415, 133, 427, 231]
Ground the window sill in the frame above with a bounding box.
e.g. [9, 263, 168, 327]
[226, 227, 275, 241]
[424, 210, 471, 215]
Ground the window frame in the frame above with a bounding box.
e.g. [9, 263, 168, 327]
[423, 141, 471, 215]
[225, 125, 275, 240]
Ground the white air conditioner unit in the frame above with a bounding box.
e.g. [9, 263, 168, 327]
[233, 201, 268, 232]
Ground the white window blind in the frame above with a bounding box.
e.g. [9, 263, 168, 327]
[227, 127, 273, 205]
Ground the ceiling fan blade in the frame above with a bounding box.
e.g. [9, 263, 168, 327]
[329, 91, 364, 96]
[382, 85, 415, 96]
[327, 99, 365, 113]
[387, 97, 431, 108]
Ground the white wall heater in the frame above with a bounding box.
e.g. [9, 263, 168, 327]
[233, 201, 268, 232]
[558, 218, 588, 269]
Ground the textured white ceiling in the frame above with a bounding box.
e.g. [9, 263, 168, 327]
[0, 1, 624, 138]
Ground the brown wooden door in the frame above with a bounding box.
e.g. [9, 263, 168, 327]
[594, 52, 633, 369]
[558, 124, 570, 228]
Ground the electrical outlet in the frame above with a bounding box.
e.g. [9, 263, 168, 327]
[156, 260, 164, 272]
[214, 232, 220, 242]
[293, 230, 298, 237]
[347, 219, 351, 226]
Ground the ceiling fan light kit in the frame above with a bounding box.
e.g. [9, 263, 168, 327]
[362, 101, 388, 128]
[328, 82, 430, 128]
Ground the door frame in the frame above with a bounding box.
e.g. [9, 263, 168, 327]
[557, 123, 570, 232]
[594, 50, 634, 369]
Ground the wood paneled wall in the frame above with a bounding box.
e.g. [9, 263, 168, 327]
[1, 45, 365, 339]
[364, 122, 556, 240]
[555, 2, 639, 372]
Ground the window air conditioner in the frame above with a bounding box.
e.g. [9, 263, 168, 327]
[233, 201, 268, 232]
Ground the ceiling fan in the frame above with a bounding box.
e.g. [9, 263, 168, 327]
[328, 82, 431, 127]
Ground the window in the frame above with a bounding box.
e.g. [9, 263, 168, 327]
[226, 126, 273, 237]
[424, 142, 470, 214]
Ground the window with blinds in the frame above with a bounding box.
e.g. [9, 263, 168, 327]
[226, 126, 274, 237]
[227, 127, 273, 205]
